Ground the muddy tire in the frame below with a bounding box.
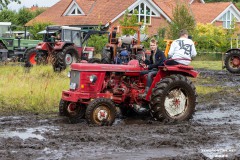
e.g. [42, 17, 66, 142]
[101, 48, 111, 64]
[150, 74, 197, 122]
[25, 48, 38, 67]
[59, 99, 86, 123]
[53, 46, 79, 71]
[88, 58, 101, 63]
[225, 50, 240, 74]
[35, 51, 48, 65]
[85, 98, 116, 126]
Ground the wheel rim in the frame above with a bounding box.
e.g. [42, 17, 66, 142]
[65, 54, 73, 65]
[229, 56, 240, 68]
[65, 54, 77, 65]
[93, 105, 111, 124]
[67, 103, 79, 116]
[29, 52, 37, 65]
[164, 88, 187, 117]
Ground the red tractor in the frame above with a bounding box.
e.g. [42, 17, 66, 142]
[34, 26, 106, 71]
[59, 59, 198, 126]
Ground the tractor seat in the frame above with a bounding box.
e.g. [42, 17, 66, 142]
[176, 65, 194, 70]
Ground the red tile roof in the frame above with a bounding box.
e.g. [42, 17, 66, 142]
[25, 0, 233, 27]
[153, 0, 190, 19]
[191, 2, 231, 23]
[26, 0, 136, 26]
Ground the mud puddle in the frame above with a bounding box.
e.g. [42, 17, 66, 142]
[0, 126, 58, 140]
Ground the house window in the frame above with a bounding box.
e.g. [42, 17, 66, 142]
[64, 1, 84, 16]
[221, 10, 235, 29]
[129, 3, 157, 24]
[67, 6, 82, 15]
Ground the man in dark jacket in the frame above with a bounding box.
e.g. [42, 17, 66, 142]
[139, 38, 166, 99]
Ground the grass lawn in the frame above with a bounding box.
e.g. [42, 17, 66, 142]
[191, 61, 223, 71]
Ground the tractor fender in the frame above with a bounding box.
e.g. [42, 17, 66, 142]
[225, 48, 240, 55]
[162, 65, 198, 78]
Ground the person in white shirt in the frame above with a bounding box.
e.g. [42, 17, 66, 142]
[166, 29, 197, 65]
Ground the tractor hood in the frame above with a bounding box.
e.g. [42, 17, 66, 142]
[71, 60, 143, 73]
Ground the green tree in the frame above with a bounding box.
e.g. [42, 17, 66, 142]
[88, 34, 108, 54]
[16, 8, 34, 27]
[192, 23, 237, 52]
[28, 22, 52, 40]
[0, 9, 16, 24]
[0, 0, 20, 8]
[119, 9, 139, 35]
[33, 8, 46, 17]
[168, 2, 196, 39]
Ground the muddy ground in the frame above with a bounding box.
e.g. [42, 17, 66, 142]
[1, 69, 240, 160]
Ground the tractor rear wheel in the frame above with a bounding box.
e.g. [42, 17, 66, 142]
[85, 98, 116, 126]
[25, 48, 38, 67]
[53, 46, 79, 71]
[225, 50, 240, 74]
[150, 75, 197, 122]
[101, 48, 111, 64]
[59, 99, 86, 123]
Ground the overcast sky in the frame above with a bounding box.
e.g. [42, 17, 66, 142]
[8, 0, 60, 11]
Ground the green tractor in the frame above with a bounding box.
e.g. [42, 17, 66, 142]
[0, 22, 40, 63]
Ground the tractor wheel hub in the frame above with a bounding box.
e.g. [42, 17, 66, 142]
[232, 57, 240, 67]
[97, 110, 108, 121]
[65, 54, 73, 65]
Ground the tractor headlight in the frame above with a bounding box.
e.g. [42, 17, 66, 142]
[67, 71, 71, 78]
[89, 75, 97, 83]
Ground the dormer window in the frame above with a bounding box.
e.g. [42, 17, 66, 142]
[129, 2, 158, 24]
[64, 1, 85, 16]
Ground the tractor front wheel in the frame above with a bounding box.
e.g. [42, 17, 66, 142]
[59, 99, 86, 123]
[150, 75, 197, 122]
[225, 50, 240, 74]
[85, 98, 116, 126]
[25, 48, 38, 67]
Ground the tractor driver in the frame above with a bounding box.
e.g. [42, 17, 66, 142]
[139, 38, 166, 99]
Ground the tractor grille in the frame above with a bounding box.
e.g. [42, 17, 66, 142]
[70, 70, 80, 89]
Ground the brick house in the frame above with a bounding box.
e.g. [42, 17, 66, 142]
[25, 0, 240, 35]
